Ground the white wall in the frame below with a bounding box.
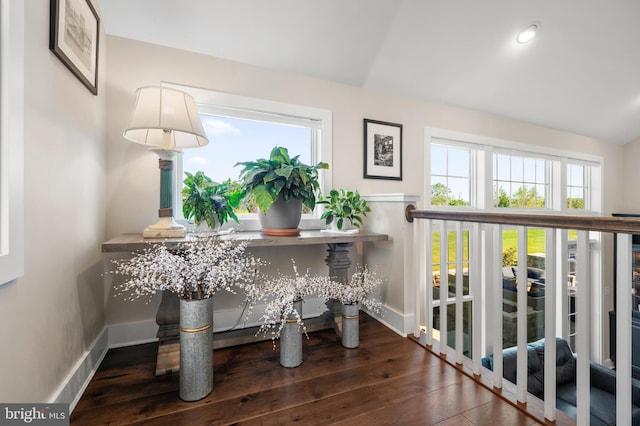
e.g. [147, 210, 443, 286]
[0, 0, 107, 403]
[622, 138, 640, 214]
[362, 194, 420, 335]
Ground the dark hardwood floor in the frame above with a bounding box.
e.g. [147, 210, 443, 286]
[72, 314, 545, 425]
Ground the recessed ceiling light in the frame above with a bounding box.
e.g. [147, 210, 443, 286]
[516, 23, 540, 44]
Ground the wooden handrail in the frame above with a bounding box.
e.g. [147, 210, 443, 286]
[405, 205, 640, 234]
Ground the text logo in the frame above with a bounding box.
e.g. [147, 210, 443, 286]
[1, 404, 68, 425]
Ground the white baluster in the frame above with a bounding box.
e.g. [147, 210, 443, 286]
[543, 228, 557, 422]
[616, 233, 632, 425]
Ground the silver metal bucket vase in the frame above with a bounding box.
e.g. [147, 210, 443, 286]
[179, 297, 213, 401]
[280, 298, 303, 368]
[341, 302, 359, 349]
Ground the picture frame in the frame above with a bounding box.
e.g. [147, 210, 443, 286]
[49, 0, 100, 95]
[363, 119, 403, 180]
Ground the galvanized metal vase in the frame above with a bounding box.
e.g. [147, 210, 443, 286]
[280, 298, 303, 368]
[341, 302, 359, 349]
[179, 297, 213, 401]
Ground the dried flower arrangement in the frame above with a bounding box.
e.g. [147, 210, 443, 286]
[244, 261, 334, 343]
[111, 237, 263, 301]
[314, 266, 383, 313]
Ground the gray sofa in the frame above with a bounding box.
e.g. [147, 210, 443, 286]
[482, 338, 640, 425]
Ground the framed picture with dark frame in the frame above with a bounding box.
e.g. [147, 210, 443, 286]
[49, 0, 100, 95]
[363, 119, 403, 180]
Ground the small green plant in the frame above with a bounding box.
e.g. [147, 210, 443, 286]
[318, 188, 371, 230]
[182, 171, 245, 230]
[235, 146, 329, 214]
[502, 247, 517, 267]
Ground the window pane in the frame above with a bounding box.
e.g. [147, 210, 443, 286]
[432, 145, 447, 175]
[431, 144, 473, 207]
[536, 159, 546, 182]
[448, 147, 470, 177]
[448, 177, 470, 205]
[496, 154, 510, 180]
[494, 152, 548, 210]
[567, 164, 586, 210]
[523, 157, 536, 182]
[511, 183, 522, 207]
[569, 164, 584, 186]
[511, 156, 523, 181]
[535, 184, 546, 207]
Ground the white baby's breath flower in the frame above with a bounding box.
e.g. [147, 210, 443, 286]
[313, 266, 383, 313]
[110, 235, 264, 301]
[244, 260, 334, 345]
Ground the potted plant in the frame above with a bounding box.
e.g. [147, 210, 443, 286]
[235, 146, 328, 235]
[244, 260, 333, 367]
[182, 171, 246, 233]
[318, 188, 371, 231]
[111, 237, 263, 400]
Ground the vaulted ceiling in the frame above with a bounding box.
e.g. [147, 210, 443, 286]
[98, 0, 640, 144]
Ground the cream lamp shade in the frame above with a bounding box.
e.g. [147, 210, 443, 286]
[123, 86, 209, 238]
[123, 86, 208, 148]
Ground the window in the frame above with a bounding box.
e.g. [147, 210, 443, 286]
[166, 84, 332, 230]
[567, 163, 587, 210]
[494, 152, 547, 209]
[431, 144, 471, 206]
[426, 129, 602, 214]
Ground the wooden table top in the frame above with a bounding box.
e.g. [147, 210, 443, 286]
[102, 230, 389, 253]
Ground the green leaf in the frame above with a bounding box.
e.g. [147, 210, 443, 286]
[269, 146, 291, 164]
[274, 165, 294, 180]
[252, 185, 276, 213]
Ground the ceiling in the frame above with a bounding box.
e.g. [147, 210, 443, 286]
[97, 0, 640, 144]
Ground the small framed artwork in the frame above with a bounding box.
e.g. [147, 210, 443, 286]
[363, 119, 403, 180]
[49, 0, 100, 95]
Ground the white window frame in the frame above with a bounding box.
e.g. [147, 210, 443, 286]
[0, 0, 24, 286]
[164, 83, 333, 231]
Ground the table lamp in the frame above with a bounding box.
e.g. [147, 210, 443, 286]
[123, 86, 209, 238]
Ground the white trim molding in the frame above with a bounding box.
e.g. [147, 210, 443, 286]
[50, 329, 109, 413]
[364, 304, 412, 337]
[0, 0, 25, 285]
[362, 193, 420, 204]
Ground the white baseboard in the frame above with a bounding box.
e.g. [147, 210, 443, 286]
[108, 320, 158, 348]
[364, 304, 413, 337]
[49, 328, 109, 413]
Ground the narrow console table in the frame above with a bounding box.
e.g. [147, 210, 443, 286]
[102, 230, 388, 374]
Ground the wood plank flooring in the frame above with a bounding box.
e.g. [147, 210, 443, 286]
[72, 314, 545, 425]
